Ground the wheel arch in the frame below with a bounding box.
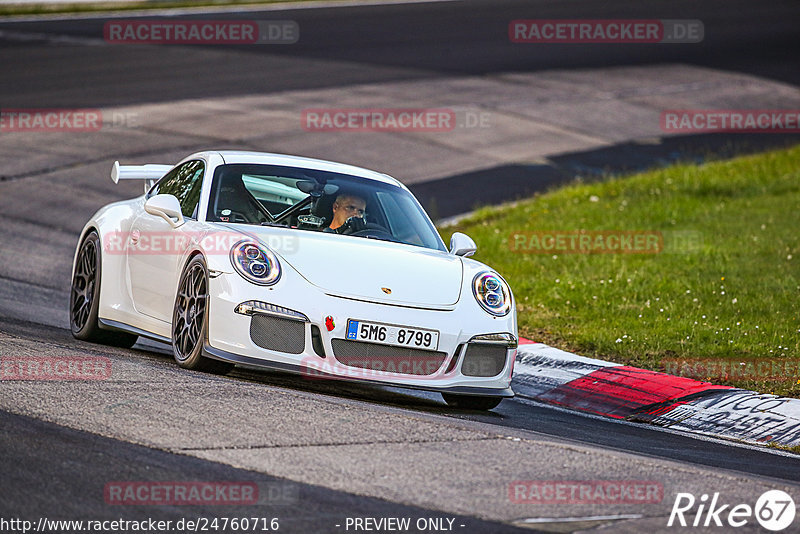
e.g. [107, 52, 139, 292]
[182, 248, 207, 272]
[71, 224, 101, 281]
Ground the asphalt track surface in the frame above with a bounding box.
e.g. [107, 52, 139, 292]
[0, 0, 798, 107]
[1, 409, 529, 533]
[1, 0, 800, 532]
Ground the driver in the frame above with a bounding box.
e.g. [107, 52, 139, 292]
[324, 193, 367, 233]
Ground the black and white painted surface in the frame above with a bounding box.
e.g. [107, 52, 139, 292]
[515, 344, 800, 448]
[644, 391, 800, 447]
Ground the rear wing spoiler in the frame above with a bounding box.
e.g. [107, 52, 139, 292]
[111, 160, 173, 192]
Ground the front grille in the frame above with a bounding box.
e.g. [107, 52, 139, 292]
[331, 339, 447, 376]
[461, 343, 507, 377]
[250, 315, 305, 354]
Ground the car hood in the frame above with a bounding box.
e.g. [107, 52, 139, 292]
[253, 228, 463, 308]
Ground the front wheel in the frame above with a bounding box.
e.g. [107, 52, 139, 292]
[441, 393, 503, 411]
[172, 255, 233, 375]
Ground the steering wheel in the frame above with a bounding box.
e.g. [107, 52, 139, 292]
[339, 217, 376, 233]
[347, 224, 399, 242]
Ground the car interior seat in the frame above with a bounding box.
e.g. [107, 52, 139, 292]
[210, 172, 266, 223]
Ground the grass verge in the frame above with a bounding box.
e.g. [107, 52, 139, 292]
[441, 144, 800, 397]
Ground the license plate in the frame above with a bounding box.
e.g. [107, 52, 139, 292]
[346, 320, 439, 351]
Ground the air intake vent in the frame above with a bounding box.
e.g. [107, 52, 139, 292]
[461, 344, 507, 377]
[311, 324, 326, 358]
[331, 339, 447, 376]
[250, 315, 305, 354]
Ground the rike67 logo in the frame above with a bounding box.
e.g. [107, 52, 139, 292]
[668, 490, 795, 531]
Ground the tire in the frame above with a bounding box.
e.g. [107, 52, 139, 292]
[441, 393, 503, 411]
[70, 231, 138, 348]
[172, 255, 234, 375]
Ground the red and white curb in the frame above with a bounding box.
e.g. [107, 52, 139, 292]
[514, 340, 800, 448]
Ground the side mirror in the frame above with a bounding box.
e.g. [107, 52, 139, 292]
[145, 194, 185, 228]
[450, 232, 477, 257]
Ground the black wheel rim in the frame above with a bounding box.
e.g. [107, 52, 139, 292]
[71, 238, 97, 331]
[173, 263, 207, 361]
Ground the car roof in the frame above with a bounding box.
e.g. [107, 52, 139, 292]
[207, 150, 405, 189]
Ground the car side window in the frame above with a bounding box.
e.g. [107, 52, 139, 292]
[148, 160, 205, 218]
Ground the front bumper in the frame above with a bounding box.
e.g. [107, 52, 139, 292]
[205, 272, 516, 397]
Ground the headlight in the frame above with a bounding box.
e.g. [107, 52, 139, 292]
[472, 272, 512, 316]
[230, 239, 281, 286]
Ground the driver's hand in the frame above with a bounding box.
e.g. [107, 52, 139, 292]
[341, 216, 366, 233]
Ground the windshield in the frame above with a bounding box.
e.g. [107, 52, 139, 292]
[206, 164, 446, 251]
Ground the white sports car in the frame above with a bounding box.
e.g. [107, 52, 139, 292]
[70, 151, 517, 410]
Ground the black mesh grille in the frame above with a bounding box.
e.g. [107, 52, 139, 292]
[250, 315, 305, 354]
[461, 344, 507, 377]
[331, 339, 447, 376]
